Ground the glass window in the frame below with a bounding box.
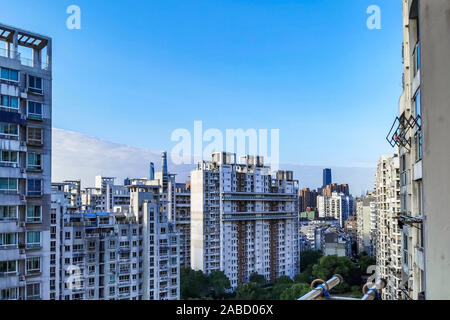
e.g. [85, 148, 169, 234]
[1, 151, 18, 164]
[26, 283, 40, 300]
[26, 231, 41, 249]
[0, 178, 18, 191]
[27, 179, 42, 196]
[1, 68, 9, 79]
[0, 206, 17, 220]
[28, 76, 42, 93]
[0, 260, 17, 274]
[1, 96, 19, 109]
[27, 127, 43, 144]
[0, 233, 17, 247]
[1, 288, 18, 300]
[27, 152, 41, 170]
[0, 123, 19, 136]
[27, 206, 42, 223]
[0, 68, 18, 81]
[26, 257, 40, 274]
[28, 101, 43, 119]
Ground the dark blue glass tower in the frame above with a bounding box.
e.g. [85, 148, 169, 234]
[323, 168, 332, 187]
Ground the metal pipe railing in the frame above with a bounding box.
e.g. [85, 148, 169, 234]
[361, 278, 387, 300]
[298, 274, 386, 301]
[298, 274, 343, 300]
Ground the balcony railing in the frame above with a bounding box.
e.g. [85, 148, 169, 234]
[0, 47, 49, 70]
[298, 275, 387, 301]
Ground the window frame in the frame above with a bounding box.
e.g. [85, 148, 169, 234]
[27, 179, 42, 197]
[26, 205, 42, 223]
[26, 231, 41, 249]
[27, 100, 43, 120]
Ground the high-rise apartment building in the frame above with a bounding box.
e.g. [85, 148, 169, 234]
[190, 152, 300, 289]
[299, 188, 318, 212]
[0, 24, 52, 300]
[355, 193, 377, 258]
[388, 0, 450, 300]
[321, 183, 349, 197]
[317, 192, 354, 228]
[81, 176, 130, 213]
[49, 175, 181, 300]
[375, 155, 402, 300]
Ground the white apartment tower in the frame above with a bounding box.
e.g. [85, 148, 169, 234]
[317, 192, 354, 228]
[375, 155, 402, 300]
[0, 24, 52, 300]
[190, 152, 300, 288]
[355, 193, 377, 258]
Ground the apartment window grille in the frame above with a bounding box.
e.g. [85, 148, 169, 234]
[27, 179, 42, 197]
[0, 206, 17, 220]
[27, 101, 43, 120]
[0, 68, 19, 81]
[28, 75, 43, 94]
[26, 231, 41, 249]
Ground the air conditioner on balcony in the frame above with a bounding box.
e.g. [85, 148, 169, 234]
[18, 221, 26, 228]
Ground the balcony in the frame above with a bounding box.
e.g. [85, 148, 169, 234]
[0, 45, 49, 71]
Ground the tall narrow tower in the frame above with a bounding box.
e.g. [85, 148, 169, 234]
[149, 162, 155, 180]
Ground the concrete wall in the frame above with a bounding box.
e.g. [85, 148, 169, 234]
[421, 0, 450, 300]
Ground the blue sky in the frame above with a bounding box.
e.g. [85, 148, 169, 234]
[0, 0, 402, 167]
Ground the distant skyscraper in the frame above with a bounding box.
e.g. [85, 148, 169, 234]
[323, 168, 332, 187]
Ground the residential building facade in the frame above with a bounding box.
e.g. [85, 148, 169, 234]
[190, 152, 300, 288]
[375, 154, 402, 300]
[0, 24, 52, 300]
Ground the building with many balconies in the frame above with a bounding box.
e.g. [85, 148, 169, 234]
[190, 152, 300, 289]
[0, 23, 52, 300]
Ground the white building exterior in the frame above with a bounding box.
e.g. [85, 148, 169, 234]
[375, 154, 402, 300]
[0, 24, 52, 300]
[317, 192, 354, 228]
[190, 152, 300, 289]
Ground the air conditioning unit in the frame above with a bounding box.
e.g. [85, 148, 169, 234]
[18, 221, 26, 228]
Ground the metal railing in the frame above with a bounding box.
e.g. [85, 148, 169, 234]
[298, 274, 387, 301]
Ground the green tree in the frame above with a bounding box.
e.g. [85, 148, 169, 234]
[270, 276, 294, 299]
[280, 283, 311, 300]
[294, 265, 313, 284]
[311, 255, 359, 293]
[180, 268, 210, 299]
[235, 282, 267, 300]
[208, 271, 231, 299]
[300, 250, 323, 271]
[359, 252, 376, 277]
[249, 273, 267, 287]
